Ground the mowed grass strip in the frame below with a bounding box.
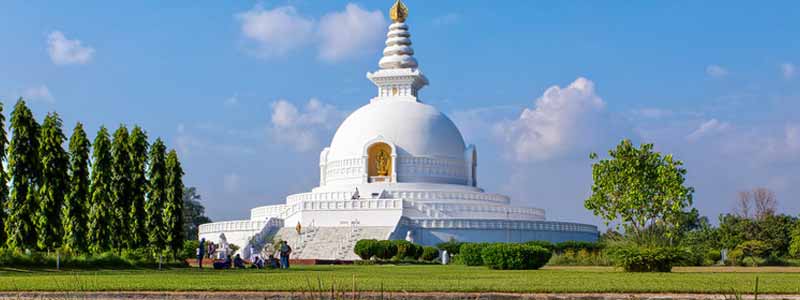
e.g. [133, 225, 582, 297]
[0, 265, 799, 293]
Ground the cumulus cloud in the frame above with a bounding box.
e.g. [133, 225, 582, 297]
[493, 77, 608, 162]
[22, 85, 55, 103]
[236, 5, 315, 58]
[781, 63, 795, 79]
[47, 31, 95, 65]
[706, 64, 729, 78]
[687, 118, 731, 141]
[269, 98, 347, 151]
[236, 3, 385, 61]
[318, 4, 386, 62]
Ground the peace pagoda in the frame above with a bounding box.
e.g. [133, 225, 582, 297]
[199, 1, 598, 260]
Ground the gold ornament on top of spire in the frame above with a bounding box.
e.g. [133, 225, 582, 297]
[390, 0, 409, 23]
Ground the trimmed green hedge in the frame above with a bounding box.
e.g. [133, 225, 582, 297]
[354, 239, 379, 260]
[0, 249, 186, 269]
[421, 246, 439, 261]
[393, 240, 423, 260]
[374, 240, 398, 260]
[481, 244, 551, 270]
[459, 243, 491, 266]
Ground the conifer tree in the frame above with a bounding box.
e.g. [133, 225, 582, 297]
[37, 113, 69, 251]
[63, 122, 91, 253]
[111, 125, 133, 250]
[5, 98, 41, 250]
[88, 126, 114, 253]
[165, 149, 184, 257]
[128, 126, 149, 248]
[146, 138, 168, 252]
[0, 103, 8, 246]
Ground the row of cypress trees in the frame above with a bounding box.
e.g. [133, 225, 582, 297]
[0, 98, 185, 257]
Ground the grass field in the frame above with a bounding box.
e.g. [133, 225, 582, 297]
[1, 265, 800, 293]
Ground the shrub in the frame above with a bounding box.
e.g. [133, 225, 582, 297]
[459, 243, 491, 266]
[354, 239, 378, 260]
[705, 249, 722, 264]
[525, 240, 555, 252]
[607, 244, 686, 272]
[480, 243, 551, 270]
[731, 240, 770, 266]
[393, 240, 423, 260]
[179, 240, 200, 260]
[374, 240, 398, 260]
[436, 239, 464, 255]
[420, 246, 439, 261]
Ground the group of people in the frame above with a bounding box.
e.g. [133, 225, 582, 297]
[196, 238, 293, 270]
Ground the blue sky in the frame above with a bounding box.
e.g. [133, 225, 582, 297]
[1, 1, 799, 225]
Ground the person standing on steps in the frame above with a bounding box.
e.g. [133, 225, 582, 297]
[279, 240, 292, 269]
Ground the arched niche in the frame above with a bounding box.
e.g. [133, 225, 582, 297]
[367, 142, 393, 182]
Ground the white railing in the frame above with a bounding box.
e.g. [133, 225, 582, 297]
[199, 220, 266, 234]
[250, 204, 288, 220]
[300, 199, 402, 210]
[403, 218, 598, 233]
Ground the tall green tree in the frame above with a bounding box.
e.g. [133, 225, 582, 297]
[146, 138, 168, 252]
[5, 98, 41, 250]
[111, 125, 133, 250]
[37, 113, 69, 251]
[585, 139, 694, 245]
[128, 126, 149, 248]
[183, 187, 211, 241]
[165, 149, 185, 257]
[63, 122, 91, 253]
[0, 103, 9, 246]
[88, 126, 114, 253]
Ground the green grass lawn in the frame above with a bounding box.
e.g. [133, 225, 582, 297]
[1, 265, 799, 293]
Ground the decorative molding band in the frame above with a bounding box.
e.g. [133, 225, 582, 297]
[401, 218, 598, 234]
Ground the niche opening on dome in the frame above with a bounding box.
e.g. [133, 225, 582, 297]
[367, 142, 393, 183]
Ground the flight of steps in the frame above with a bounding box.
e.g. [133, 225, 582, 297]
[274, 226, 394, 260]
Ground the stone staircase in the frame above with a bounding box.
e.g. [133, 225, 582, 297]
[274, 226, 394, 260]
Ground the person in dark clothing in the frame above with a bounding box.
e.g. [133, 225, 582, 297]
[279, 241, 292, 269]
[197, 238, 206, 269]
[233, 254, 246, 269]
[213, 255, 232, 269]
[250, 256, 264, 269]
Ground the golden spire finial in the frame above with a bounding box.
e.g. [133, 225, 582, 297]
[390, 0, 408, 23]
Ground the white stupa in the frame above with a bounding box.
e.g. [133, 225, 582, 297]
[199, 0, 598, 260]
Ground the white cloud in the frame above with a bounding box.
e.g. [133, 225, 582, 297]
[706, 64, 729, 78]
[318, 4, 386, 62]
[236, 3, 385, 61]
[236, 5, 314, 58]
[47, 31, 94, 65]
[269, 98, 347, 151]
[493, 77, 608, 162]
[22, 85, 55, 103]
[781, 63, 795, 79]
[687, 118, 731, 141]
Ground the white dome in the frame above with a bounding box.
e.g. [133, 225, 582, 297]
[328, 101, 466, 161]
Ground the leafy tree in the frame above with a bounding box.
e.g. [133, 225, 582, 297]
[183, 187, 211, 241]
[5, 99, 41, 250]
[146, 138, 168, 252]
[0, 103, 9, 246]
[63, 122, 91, 253]
[755, 214, 796, 256]
[111, 125, 133, 250]
[37, 113, 69, 251]
[88, 126, 114, 253]
[165, 149, 185, 257]
[128, 126, 149, 248]
[585, 139, 694, 245]
[790, 222, 800, 258]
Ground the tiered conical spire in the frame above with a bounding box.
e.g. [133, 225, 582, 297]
[378, 0, 418, 69]
[367, 0, 428, 103]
